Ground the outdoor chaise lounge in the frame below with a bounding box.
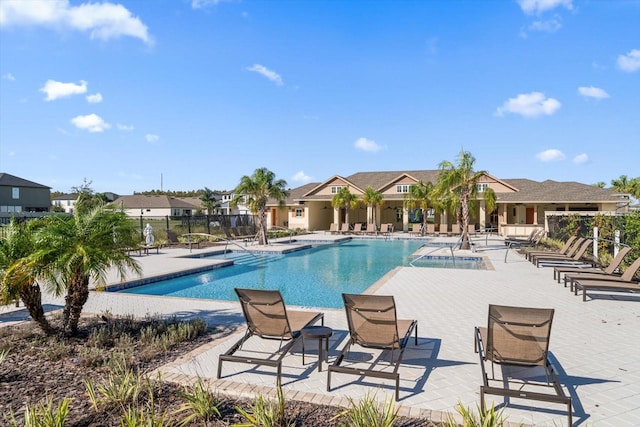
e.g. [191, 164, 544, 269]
[426, 223, 436, 236]
[351, 223, 363, 234]
[505, 228, 543, 249]
[364, 223, 377, 235]
[572, 257, 640, 301]
[554, 246, 632, 283]
[525, 235, 577, 261]
[329, 223, 339, 235]
[532, 238, 593, 268]
[378, 223, 392, 237]
[410, 223, 423, 236]
[450, 224, 461, 236]
[217, 288, 324, 384]
[339, 223, 350, 234]
[474, 304, 572, 426]
[327, 293, 418, 401]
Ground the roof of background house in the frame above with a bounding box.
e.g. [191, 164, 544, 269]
[0, 173, 50, 189]
[499, 179, 625, 203]
[52, 193, 79, 201]
[113, 195, 199, 209]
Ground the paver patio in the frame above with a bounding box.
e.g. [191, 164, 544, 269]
[2, 232, 638, 426]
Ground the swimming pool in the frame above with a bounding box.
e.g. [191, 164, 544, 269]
[121, 239, 423, 308]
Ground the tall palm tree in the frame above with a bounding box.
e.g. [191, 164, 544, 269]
[331, 186, 359, 227]
[404, 181, 435, 232]
[611, 175, 640, 200]
[232, 167, 289, 245]
[436, 150, 496, 250]
[199, 187, 220, 215]
[361, 186, 383, 226]
[32, 206, 141, 335]
[0, 219, 54, 335]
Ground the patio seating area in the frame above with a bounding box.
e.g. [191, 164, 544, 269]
[2, 232, 639, 426]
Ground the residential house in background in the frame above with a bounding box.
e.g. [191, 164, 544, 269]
[52, 192, 120, 214]
[113, 194, 199, 218]
[0, 172, 51, 223]
[266, 170, 628, 237]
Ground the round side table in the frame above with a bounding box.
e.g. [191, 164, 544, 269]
[301, 325, 333, 372]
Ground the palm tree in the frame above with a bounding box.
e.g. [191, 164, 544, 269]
[199, 187, 220, 214]
[0, 219, 54, 335]
[611, 175, 640, 200]
[232, 167, 289, 245]
[361, 186, 383, 226]
[436, 150, 496, 250]
[331, 186, 359, 227]
[32, 206, 141, 335]
[404, 181, 435, 233]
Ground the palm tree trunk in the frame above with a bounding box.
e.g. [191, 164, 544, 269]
[460, 192, 471, 250]
[19, 283, 54, 335]
[257, 209, 268, 245]
[64, 274, 90, 335]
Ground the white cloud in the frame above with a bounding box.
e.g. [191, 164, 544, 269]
[578, 86, 609, 100]
[536, 149, 565, 162]
[528, 16, 562, 33]
[246, 64, 283, 86]
[292, 171, 312, 183]
[518, 0, 573, 15]
[495, 92, 561, 118]
[40, 79, 87, 101]
[354, 137, 383, 153]
[86, 92, 103, 103]
[617, 49, 640, 73]
[573, 153, 588, 164]
[117, 123, 134, 131]
[191, 0, 234, 9]
[2, 72, 15, 81]
[70, 113, 110, 132]
[0, 0, 152, 44]
[145, 133, 159, 142]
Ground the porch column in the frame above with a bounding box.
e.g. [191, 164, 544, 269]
[533, 203, 539, 225]
[333, 207, 340, 225]
[366, 206, 373, 224]
[403, 207, 409, 232]
[479, 201, 486, 229]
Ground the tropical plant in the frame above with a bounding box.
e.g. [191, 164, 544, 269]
[404, 181, 435, 232]
[0, 218, 54, 334]
[31, 205, 141, 335]
[436, 150, 496, 250]
[199, 187, 220, 215]
[331, 186, 359, 228]
[440, 401, 506, 427]
[7, 396, 71, 427]
[333, 393, 398, 427]
[362, 186, 383, 226]
[234, 380, 293, 427]
[232, 167, 289, 245]
[173, 378, 222, 425]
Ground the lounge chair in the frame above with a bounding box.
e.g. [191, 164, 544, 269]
[217, 288, 324, 384]
[410, 224, 422, 236]
[533, 238, 593, 268]
[555, 246, 632, 283]
[364, 223, 377, 235]
[328, 223, 339, 235]
[573, 257, 640, 301]
[327, 293, 418, 401]
[474, 304, 572, 426]
[467, 224, 477, 236]
[351, 223, 363, 234]
[525, 235, 577, 261]
[506, 228, 542, 247]
[426, 223, 436, 236]
[378, 223, 392, 236]
[450, 224, 461, 236]
[339, 223, 351, 234]
[166, 229, 200, 250]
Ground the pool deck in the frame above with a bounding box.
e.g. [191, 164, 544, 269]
[2, 232, 639, 426]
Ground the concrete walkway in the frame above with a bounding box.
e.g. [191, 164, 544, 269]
[2, 232, 638, 426]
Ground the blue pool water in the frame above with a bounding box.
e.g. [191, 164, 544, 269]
[121, 239, 423, 308]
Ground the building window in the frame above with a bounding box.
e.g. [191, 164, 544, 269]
[295, 208, 303, 217]
[396, 185, 412, 193]
[477, 183, 488, 192]
[12, 188, 19, 199]
[331, 186, 343, 194]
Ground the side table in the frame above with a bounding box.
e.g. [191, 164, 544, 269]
[301, 325, 333, 372]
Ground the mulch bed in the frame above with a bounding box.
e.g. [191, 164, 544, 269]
[0, 315, 430, 426]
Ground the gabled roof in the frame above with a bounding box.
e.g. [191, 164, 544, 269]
[52, 193, 78, 201]
[113, 195, 199, 209]
[498, 179, 624, 203]
[302, 175, 363, 197]
[346, 170, 440, 191]
[0, 173, 50, 189]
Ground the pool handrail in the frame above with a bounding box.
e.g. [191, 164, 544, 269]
[410, 243, 457, 267]
[268, 225, 295, 244]
[181, 232, 259, 258]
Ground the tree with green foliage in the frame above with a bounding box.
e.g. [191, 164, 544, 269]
[610, 175, 640, 200]
[331, 186, 359, 228]
[436, 150, 496, 250]
[361, 186, 383, 226]
[404, 181, 435, 232]
[232, 167, 289, 246]
[0, 219, 54, 334]
[30, 205, 141, 335]
[199, 187, 220, 214]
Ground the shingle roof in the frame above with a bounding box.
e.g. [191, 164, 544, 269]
[113, 195, 199, 209]
[499, 179, 624, 203]
[52, 193, 78, 201]
[0, 173, 50, 189]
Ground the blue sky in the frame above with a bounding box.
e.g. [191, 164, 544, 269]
[1, 0, 638, 195]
